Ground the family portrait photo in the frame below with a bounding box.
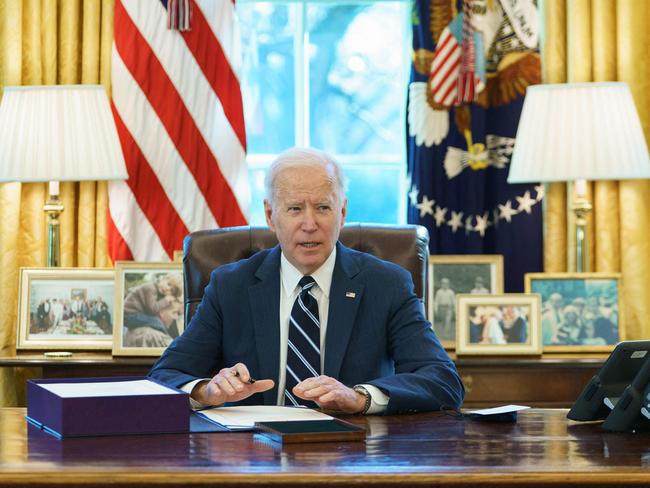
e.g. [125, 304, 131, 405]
[456, 294, 541, 356]
[17, 268, 115, 350]
[113, 262, 184, 356]
[525, 273, 622, 352]
[428, 255, 503, 347]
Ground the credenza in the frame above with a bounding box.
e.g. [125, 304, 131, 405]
[0, 354, 604, 407]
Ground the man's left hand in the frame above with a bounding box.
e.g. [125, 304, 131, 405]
[293, 375, 366, 413]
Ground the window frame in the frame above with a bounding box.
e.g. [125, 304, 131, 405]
[238, 0, 411, 224]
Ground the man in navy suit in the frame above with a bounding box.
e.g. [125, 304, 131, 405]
[149, 148, 463, 414]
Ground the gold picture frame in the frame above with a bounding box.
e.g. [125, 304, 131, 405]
[428, 255, 504, 349]
[456, 293, 542, 356]
[113, 261, 184, 357]
[524, 272, 623, 353]
[16, 268, 115, 351]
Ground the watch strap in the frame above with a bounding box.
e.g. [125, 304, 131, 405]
[353, 385, 372, 414]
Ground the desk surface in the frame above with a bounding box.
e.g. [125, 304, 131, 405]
[1, 408, 649, 487]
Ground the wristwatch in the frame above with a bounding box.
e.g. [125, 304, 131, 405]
[353, 385, 372, 414]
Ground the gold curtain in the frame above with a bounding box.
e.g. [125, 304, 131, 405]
[543, 0, 650, 340]
[0, 0, 115, 406]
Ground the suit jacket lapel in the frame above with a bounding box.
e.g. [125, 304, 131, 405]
[324, 243, 363, 379]
[248, 246, 281, 404]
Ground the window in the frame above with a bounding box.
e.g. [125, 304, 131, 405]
[237, 0, 409, 225]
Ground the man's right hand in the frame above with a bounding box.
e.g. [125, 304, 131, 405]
[190, 363, 274, 406]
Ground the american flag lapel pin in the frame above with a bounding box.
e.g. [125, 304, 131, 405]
[345, 291, 356, 298]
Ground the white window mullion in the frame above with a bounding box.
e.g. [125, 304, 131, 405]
[301, 0, 310, 147]
[396, 0, 410, 224]
[294, 1, 308, 146]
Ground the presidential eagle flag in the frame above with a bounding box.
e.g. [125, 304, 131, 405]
[108, 0, 249, 262]
[407, 0, 543, 299]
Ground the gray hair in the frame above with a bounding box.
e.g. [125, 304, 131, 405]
[264, 147, 347, 204]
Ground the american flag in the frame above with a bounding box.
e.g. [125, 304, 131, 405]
[108, 0, 249, 262]
[429, 2, 483, 108]
[429, 27, 461, 107]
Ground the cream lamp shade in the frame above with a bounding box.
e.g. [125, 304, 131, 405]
[0, 84, 128, 184]
[508, 82, 650, 184]
[508, 82, 650, 273]
[0, 84, 128, 267]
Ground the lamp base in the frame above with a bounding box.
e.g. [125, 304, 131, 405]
[571, 193, 592, 273]
[44, 196, 64, 267]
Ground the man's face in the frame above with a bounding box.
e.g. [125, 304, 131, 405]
[264, 164, 347, 275]
[565, 311, 578, 324]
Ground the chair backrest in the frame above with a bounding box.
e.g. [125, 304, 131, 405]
[182, 223, 430, 322]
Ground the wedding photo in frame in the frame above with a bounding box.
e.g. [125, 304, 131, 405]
[428, 255, 504, 348]
[456, 294, 542, 356]
[113, 262, 184, 357]
[16, 268, 115, 351]
[525, 272, 623, 353]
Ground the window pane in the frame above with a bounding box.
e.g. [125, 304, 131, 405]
[307, 3, 406, 155]
[248, 165, 268, 226]
[344, 163, 403, 224]
[238, 3, 296, 153]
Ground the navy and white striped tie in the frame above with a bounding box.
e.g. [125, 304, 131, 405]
[284, 276, 320, 406]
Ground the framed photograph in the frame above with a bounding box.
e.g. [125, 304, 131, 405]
[16, 268, 115, 350]
[524, 272, 623, 352]
[456, 293, 542, 356]
[113, 262, 184, 357]
[428, 255, 504, 348]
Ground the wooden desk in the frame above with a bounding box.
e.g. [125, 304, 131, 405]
[1, 408, 649, 487]
[0, 355, 604, 407]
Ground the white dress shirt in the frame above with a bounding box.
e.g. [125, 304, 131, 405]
[183, 247, 388, 413]
[276, 247, 336, 403]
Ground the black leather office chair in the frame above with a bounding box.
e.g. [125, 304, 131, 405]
[182, 223, 430, 322]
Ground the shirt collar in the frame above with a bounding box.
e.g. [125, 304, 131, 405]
[280, 246, 336, 299]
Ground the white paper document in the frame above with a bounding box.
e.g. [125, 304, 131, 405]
[198, 405, 334, 430]
[467, 404, 530, 416]
[39, 379, 181, 398]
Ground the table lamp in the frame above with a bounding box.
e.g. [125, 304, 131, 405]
[0, 85, 128, 266]
[508, 82, 650, 272]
